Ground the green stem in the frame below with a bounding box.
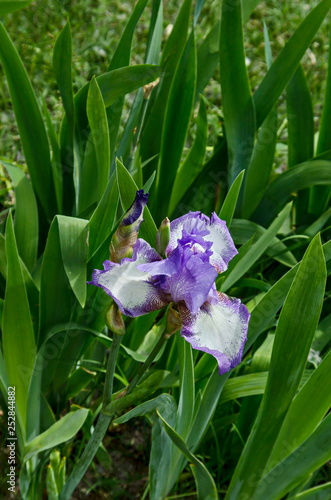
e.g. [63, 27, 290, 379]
[59, 333, 122, 500]
[126, 333, 167, 395]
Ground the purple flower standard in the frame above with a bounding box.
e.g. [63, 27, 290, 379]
[88, 192, 250, 374]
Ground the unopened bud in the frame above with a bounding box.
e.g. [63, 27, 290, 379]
[110, 190, 148, 263]
[156, 217, 170, 256]
[105, 303, 126, 335]
[164, 306, 181, 338]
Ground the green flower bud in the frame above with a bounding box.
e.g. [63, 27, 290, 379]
[105, 303, 126, 335]
[156, 217, 170, 256]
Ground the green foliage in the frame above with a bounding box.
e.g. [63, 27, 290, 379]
[1, 0, 331, 498]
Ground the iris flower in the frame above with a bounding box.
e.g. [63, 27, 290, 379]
[89, 191, 250, 374]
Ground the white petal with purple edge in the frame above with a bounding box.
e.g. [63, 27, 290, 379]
[178, 292, 250, 374]
[88, 239, 167, 317]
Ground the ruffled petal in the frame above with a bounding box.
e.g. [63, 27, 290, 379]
[138, 245, 217, 313]
[88, 239, 168, 317]
[178, 291, 250, 374]
[207, 212, 238, 271]
[166, 211, 238, 273]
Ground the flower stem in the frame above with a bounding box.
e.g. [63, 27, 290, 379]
[59, 332, 122, 500]
[126, 333, 167, 395]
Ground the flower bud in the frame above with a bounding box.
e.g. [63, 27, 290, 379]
[105, 303, 126, 335]
[164, 306, 181, 338]
[156, 217, 170, 256]
[110, 190, 148, 263]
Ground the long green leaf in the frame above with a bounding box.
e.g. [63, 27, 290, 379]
[241, 21, 276, 218]
[219, 171, 245, 226]
[53, 21, 74, 214]
[82, 77, 110, 211]
[253, 160, 331, 226]
[176, 336, 195, 440]
[221, 203, 292, 292]
[24, 409, 89, 461]
[74, 64, 160, 133]
[245, 239, 331, 354]
[2, 213, 36, 437]
[252, 413, 331, 500]
[268, 350, 331, 465]
[0, 0, 33, 15]
[154, 31, 196, 220]
[287, 64, 314, 224]
[106, 0, 149, 166]
[195, 21, 219, 102]
[311, 12, 331, 216]
[169, 96, 207, 215]
[2, 161, 38, 272]
[158, 411, 218, 500]
[140, 0, 193, 181]
[88, 173, 119, 259]
[225, 235, 327, 499]
[253, 0, 331, 129]
[57, 216, 89, 308]
[220, 0, 255, 183]
[230, 218, 297, 267]
[291, 483, 331, 500]
[0, 22, 56, 219]
[219, 371, 310, 405]
[287, 64, 314, 168]
[38, 217, 76, 347]
[115, 0, 163, 165]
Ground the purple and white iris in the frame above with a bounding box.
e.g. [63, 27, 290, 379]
[89, 191, 250, 374]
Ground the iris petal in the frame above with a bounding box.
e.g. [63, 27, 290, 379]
[166, 211, 238, 272]
[88, 239, 167, 317]
[178, 291, 250, 374]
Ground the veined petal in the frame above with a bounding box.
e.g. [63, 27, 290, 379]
[138, 245, 217, 314]
[166, 211, 237, 272]
[88, 239, 167, 317]
[178, 292, 249, 374]
[208, 212, 238, 271]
